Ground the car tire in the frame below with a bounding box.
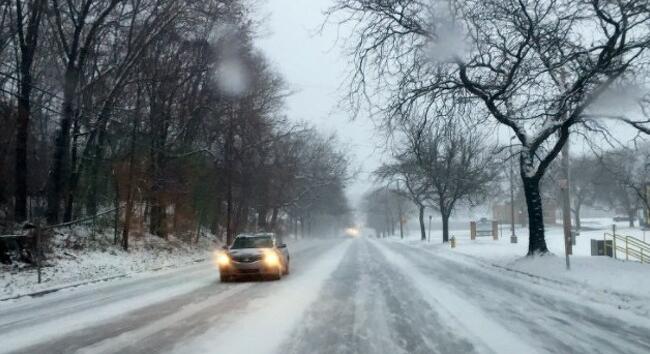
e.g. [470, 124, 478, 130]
[220, 274, 230, 282]
[284, 262, 290, 275]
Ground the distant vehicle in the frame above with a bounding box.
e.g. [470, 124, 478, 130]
[216, 233, 289, 282]
[613, 216, 635, 222]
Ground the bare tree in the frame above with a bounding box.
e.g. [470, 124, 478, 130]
[12, 0, 47, 222]
[569, 156, 599, 230]
[362, 187, 411, 238]
[45, 0, 123, 224]
[595, 146, 650, 227]
[376, 156, 431, 241]
[330, 0, 650, 254]
[413, 121, 495, 242]
[0, 0, 354, 257]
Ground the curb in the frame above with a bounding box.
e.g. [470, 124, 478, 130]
[0, 258, 206, 302]
[487, 262, 569, 287]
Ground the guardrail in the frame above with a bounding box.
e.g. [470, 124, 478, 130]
[603, 232, 650, 264]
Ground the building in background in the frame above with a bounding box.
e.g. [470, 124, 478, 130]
[492, 201, 557, 226]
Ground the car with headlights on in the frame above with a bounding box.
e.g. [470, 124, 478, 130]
[216, 233, 289, 282]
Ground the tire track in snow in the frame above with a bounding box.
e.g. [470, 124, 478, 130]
[166, 239, 353, 354]
[381, 240, 650, 354]
[281, 238, 477, 354]
[372, 238, 536, 354]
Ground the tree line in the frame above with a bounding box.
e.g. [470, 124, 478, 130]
[367, 118, 497, 243]
[0, 0, 352, 251]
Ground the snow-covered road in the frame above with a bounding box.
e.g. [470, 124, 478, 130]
[1, 237, 649, 354]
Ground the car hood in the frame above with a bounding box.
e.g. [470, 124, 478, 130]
[228, 248, 267, 257]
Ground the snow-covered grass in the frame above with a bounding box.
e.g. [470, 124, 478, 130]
[0, 227, 221, 300]
[390, 217, 650, 310]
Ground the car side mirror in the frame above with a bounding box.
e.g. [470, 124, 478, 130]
[278, 243, 287, 248]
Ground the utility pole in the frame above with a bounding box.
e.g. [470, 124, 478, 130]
[560, 135, 572, 270]
[509, 137, 517, 243]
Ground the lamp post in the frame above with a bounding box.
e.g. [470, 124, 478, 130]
[428, 215, 432, 243]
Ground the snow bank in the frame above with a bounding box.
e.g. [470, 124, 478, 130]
[1, 229, 220, 300]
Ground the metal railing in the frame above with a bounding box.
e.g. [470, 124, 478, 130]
[1, 207, 121, 283]
[604, 232, 650, 264]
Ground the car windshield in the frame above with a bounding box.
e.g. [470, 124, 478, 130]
[230, 236, 273, 249]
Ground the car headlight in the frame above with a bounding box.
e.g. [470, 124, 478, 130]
[216, 252, 231, 266]
[264, 252, 280, 267]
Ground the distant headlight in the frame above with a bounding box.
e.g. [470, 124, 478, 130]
[345, 227, 360, 237]
[264, 252, 280, 267]
[216, 252, 231, 266]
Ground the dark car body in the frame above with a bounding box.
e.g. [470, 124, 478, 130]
[218, 233, 289, 282]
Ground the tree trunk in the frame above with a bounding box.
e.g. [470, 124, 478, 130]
[226, 179, 233, 245]
[270, 208, 279, 232]
[293, 217, 298, 238]
[210, 198, 222, 237]
[418, 205, 426, 241]
[112, 168, 120, 245]
[86, 129, 108, 218]
[239, 203, 250, 233]
[300, 216, 305, 238]
[628, 209, 636, 228]
[149, 195, 166, 238]
[14, 0, 47, 223]
[522, 175, 549, 255]
[15, 69, 31, 223]
[63, 117, 80, 222]
[441, 212, 450, 243]
[149, 151, 166, 238]
[47, 68, 78, 224]
[257, 207, 268, 231]
[574, 203, 581, 231]
[122, 197, 133, 252]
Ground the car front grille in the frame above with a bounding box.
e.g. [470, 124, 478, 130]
[238, 269, 260, 274]
[232, 255, 262, 263]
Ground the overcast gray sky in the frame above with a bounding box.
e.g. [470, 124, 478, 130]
[256, 0, 383, 207]
[254, 0, 642, 217]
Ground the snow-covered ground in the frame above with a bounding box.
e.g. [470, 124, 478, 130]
[0, 232, 648, 354]
[0, 238, 348, 354]
[396, 217, 650, 315]
[0, 229, 221, 300]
